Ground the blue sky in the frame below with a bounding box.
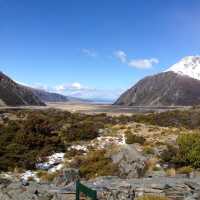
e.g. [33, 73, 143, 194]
[0, 0, 200, 100]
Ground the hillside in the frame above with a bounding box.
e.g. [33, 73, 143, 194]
[0, 72, 45, 106]
[31, 88, 69, 102]
[115, 71, 200, 106]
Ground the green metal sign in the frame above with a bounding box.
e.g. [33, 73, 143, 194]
[76, 180, 97, 200]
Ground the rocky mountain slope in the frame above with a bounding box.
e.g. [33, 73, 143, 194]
[115, 56, 200, 106]
[0, 72, 45, 106]
[30, 88, 92, 103]
[30, 88, 69, 102]
[0, 72, 90, 105]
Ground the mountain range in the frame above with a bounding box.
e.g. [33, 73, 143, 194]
[2, 56, 200, 107]
[0, 72, 45, 106]
[115, 56, 200, 106]
[0, 72, 89, 106]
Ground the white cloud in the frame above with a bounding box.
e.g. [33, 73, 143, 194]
[81, 48, 97, 57]
[114, 50, 159, 69]
[53, 82, 123, 100]
[54, 82, 93, 93]
[128, 58, 159, 69]
[114, 50, 127, 63]
[17, 79, 123, 101]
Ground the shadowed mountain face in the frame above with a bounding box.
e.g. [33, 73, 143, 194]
[114, 71, 200, 106]
[0, 72, 45, 106]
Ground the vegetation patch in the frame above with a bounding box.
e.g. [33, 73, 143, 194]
[161, 132, 200, 168]
[36, 170, 58, 182]
[132, 109, 200, 129]
[176, 132, 200, 168]
[176, 166, 193, 175]
[143, 146, 155, 155]
[0, 109, 124, 171]
[70, 150, 119, 179]
[125, 131, 146, 145]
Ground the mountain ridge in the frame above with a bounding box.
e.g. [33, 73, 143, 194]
[115, 56, 200, 106]
[0, 72, 46, 106]
[0, 71, 93, 106]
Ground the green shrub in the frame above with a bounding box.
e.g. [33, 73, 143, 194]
[70, 150, 119, 179]
[125, 131, 145, 145]
[60, 120, 100, 142]
[143, 146, 154, 155]
[160, 144, 178, 163]
[177, 166, 193, 175]
[132, 109, 200, 129]
[176, 133, 200, 168]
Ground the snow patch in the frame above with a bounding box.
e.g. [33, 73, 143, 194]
[68, 145, 88, 152]
[36, 153, 65, 170]
[167, 56, 200, 80]
[48, 163, 64, 173]
[21, 170, 40, 182]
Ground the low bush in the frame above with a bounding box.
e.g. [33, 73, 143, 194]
[160, 144, 178, 163]
[143, 146, 154, 155]
[60, 120, 100, 142]
[70, 150, 119, 179]
[176, 132, 200, 168]
[132, 109, 200, 129]
[161, 132, 200, 169]
[177, 166, 193, 175]
[125, 131, 146, 145]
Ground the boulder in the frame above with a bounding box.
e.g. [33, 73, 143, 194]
[0, 179, 55, 200]
[111, 144, 147, 178]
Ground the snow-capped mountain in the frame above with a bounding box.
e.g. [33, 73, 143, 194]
[115, 56, 200, 106]
[167, 56, 200, 80]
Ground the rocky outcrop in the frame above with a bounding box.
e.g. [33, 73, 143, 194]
[111, 144, 147, 178]
[115, 71, 200, 106]
[75, 176, 200, 200]
[0, 178, 59, 200]
[1, 175, 200, 200]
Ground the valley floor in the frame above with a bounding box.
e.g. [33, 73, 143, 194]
[47, 102, 189, 115]
[0, 102, 190, 116]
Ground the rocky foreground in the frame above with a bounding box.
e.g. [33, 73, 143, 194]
[1, 175, 200, 200]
